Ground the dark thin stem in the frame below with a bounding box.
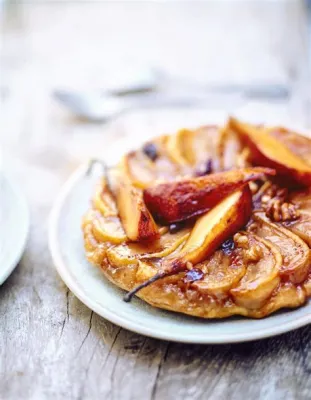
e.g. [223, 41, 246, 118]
[123, 271, 174, 303]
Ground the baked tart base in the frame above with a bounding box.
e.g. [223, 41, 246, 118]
[82, 119, 311, 319]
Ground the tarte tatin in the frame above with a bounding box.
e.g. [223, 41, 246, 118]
[82, 117, 311, 318]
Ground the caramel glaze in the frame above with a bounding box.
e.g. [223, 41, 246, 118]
[82, 123, 311, 319]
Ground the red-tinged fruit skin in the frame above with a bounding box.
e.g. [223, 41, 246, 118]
[115, 169, 159, 242]
[229, 117, 311, 187]
[162, 185, 253, 273]
[267, 126, 311, 167]
[124, 185, 253, 302]
[143, 167, 274, 224]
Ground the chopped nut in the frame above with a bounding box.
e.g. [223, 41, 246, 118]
[244, 244, 262, 262]
[247, 222, 257, 233]
[259, 182, 299, 222]
[281, 202, 291, 221]
[234, 233, 249, 248]
[282, 202, 300, 221]
[234, 234, 263, 262]
[265, 199, 300, 222]
[261, 194, 272, 204]
[273, 199, 282, 221]
[261, 185, 288, 207]
[265, 199, 281, 221]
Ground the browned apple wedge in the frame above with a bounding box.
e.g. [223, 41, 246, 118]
[229, 117, 311, 186]
[165, 129, 191, 166]
[282, 211, 311, 247]
[254, 283, 306, 318]
[122, 151, 157, 189]
[168, 186, 252, 268]
[144, 167, 275, 224]
[192, 249, 246, 299]
[230, 232, 282, 309]
[171, 126, 220, 167]
[280, 188, 311, 246]
[168, 129, 195, 164]
[83, 210, 127, 245]
[92, 178, 118, 217]
[82, 221, 107, 266]
[268, 126, 311, 167]
[113, 167, 159, 242]
[122, 137, 189, 189]
[107, 228, 190, 267]
[124, 186, 252, 301]
[249, 212, 311, 283]
[218, 124, 249, 170]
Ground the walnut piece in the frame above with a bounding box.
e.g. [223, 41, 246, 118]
[265, 199, 300, 222]
[244, 244, 262, 262]
[258, 183, 299, 222]
[261, 185, 288, 205]
[234, 233, 249, 248]
[234, 233, 263, 262]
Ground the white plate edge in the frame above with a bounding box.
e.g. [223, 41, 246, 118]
[48, 163, 311, 344]
[0, 174, 30, 285]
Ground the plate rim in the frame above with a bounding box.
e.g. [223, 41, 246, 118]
[1, 174, 30, 285]
[49, 163, 311, 344]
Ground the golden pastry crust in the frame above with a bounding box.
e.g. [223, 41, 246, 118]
[82, 123, 311, 319]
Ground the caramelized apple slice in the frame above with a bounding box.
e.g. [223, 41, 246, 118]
[229, 117, 311, 186]
[144, 167, 274, 224]
[135, 260, 158, 282]
[122, 151, 157, 189]
[168, 187, 252, 269]
[192, 249, 246, 299]
[281, 188, 311, 246]
[282, 211, 311, 247]
[230, 232, 282, 309]
[84, 210, 127, 245]
[154, 135, 191, 177]
[122, 137, 188, 189]
[218, 124, 248, 170]
[165, 129, 190, 165]
[114, 168, 159, 242]
[106, 228, 190, 267]
[268, 126, 311, 167]
[182, 126, 220, 166]
[82, 220, 107, 266]
[257, 283, 306, 317]
[93, 179, 118, 216]
[172, 129, 195, 164]
[249, 212, 311, 283]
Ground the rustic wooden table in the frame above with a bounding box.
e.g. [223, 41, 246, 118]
[1, 1, 311, 399]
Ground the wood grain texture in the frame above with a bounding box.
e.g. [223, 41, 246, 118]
[1, 1, 311, 399]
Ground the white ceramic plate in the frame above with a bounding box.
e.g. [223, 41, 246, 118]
[49, 162, 311, 344]
[0, 174, 29, 284]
